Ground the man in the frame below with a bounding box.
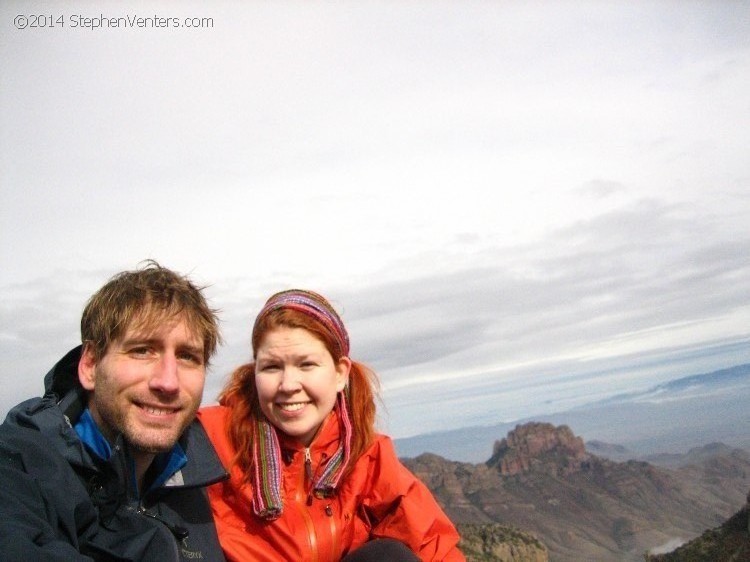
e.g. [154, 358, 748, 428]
[0, 261, 228, 561]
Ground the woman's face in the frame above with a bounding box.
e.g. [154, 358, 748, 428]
[254, 327, 350, 446]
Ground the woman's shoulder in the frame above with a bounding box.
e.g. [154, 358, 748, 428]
[196, 405, 231, 435]
[197, 403, 229, 418]
[345, 433, 425, 493]
[360, 432, 399, 461]
[196, 404, 238, 463]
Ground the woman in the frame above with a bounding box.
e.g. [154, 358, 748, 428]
[199, 289, 464, 562]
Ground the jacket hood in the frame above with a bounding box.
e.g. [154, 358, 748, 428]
[44, 345, 84, 398]
[4, 345, 87, 431]
[40, 345, 88, 425]
[3, 346, 90, 470]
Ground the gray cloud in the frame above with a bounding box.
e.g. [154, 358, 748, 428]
[327, 197, 750, 395]
[2, 2, 749, 439]
[2, 194, 748, 436]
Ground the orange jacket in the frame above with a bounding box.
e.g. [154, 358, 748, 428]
[198, 405, 464, 562]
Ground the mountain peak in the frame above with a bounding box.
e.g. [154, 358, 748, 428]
[487, 422, 588, 476]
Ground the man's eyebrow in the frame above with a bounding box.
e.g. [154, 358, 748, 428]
[178, 343, 205, 355]
[119, 336, 204, 353]
[119, 336, 158, 346]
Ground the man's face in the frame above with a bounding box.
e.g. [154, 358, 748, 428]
[78, 315, 206, 457]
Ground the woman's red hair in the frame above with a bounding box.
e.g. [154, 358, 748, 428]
[219, 308, 378, 483]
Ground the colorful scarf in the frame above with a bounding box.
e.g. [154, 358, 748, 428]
[251, 392, 353, 520]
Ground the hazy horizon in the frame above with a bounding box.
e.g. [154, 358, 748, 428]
[394, 362, 750, 462]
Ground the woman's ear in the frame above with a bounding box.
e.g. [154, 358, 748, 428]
[78, 344, 97, 391]
[335, 356, 351, 392]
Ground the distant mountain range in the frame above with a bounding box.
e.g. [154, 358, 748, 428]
[395, 363, 750, 462]
[402, 422, 750, 561]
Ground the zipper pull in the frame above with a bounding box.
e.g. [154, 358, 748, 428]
[304, 447, 313, 480]
[138, 506, 189, 540]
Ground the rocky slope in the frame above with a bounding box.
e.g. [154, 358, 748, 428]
[402, 422, 750, 562]
[644, 490, 750, 561]
[457, 524, 548, 562]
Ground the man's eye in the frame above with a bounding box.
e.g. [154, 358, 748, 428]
[179, 352, 203, 365]
[130, 347, 151, 356]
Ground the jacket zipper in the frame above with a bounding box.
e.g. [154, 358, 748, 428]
[120, 503, 181, 559]
[304, 447, 314, 504]
[300, 446, 319, 562]
[328, 504, 339, 557]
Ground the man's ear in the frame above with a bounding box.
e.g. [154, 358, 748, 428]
[78, 344, 97, 391]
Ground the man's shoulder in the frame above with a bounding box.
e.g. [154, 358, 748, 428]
[0, 397, 46, 442]
[0, 404, 75, 474]
[1, 395, 85, 460]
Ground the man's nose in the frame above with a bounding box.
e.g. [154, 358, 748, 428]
[150, 353, 180, 394]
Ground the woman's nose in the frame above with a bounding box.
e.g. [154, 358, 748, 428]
[278, 368, 302, 392]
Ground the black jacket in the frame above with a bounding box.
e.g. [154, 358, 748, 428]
[0, 346, 228, 561]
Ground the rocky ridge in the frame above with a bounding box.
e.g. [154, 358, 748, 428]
[403, 422, 750, 562]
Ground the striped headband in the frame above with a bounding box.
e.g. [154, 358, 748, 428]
[253, 289, 350, 356]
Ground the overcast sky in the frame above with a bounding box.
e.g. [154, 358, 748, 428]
[2, 1, 748, 438]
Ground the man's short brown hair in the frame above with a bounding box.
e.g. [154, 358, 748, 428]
[80, 260, 221, 364]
